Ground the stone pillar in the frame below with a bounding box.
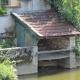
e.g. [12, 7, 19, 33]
[31, 46, 38, 73]
[58, 36, 76, 68]
[69, 36, 76, 68]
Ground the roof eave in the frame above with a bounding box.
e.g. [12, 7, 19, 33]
[11, 12, 42, 39]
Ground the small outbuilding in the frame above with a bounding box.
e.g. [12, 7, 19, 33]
[11, 10, 80, 68]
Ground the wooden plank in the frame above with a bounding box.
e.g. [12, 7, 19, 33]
[39, 54, 69, 61]
[38, 48, 73, 54]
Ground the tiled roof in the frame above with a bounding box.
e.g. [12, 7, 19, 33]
[12, 10, 80, 37]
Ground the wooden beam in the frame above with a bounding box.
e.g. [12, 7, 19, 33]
[39, 54, 69, 61]
[38, 48, 73, 54]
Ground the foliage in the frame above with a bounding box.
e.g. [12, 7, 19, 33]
[45, 0, 53, 5]
[0, 51, 10, 64]
[45, 0, 80, 56]
[0, 39, 14, 48]
[74, 45, 80, 56]
[0, 8, 7, 15]
[74, 36, 80, 56]
[0, 51, 18, 80]
[1, 0, 8, 6]
[45, 0, 54, 8]
[0, 64, 17, 80]
[45, 0, 80, 28]
[0, 0, 8, 15]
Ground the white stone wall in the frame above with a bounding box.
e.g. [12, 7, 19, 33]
[6, 0, 51, 15]
[20, 0, 51, 11]
[0, 15, 15, 33]
[0, 0, 50, 34]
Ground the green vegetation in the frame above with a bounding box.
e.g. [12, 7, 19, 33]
[45, 0, 80, 27]
[45, 0, 80, 56]
[0, 39, 14, 48]
[74, 36, 80, 56]
[1, 0, 8, 6]
[0, 52, 18, 80]
[0, 8, 7, 15]
[0, 64, 17, 80]
[0, 0, 8, 15]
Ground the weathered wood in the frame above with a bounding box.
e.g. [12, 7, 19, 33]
[39, 53, 69, 61]
[38, 48, 73, 54]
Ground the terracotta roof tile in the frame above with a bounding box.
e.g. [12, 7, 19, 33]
[13, 10, 80, 37]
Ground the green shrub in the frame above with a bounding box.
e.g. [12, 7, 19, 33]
[74, 45, 80, 56]
[0, 64, 18, 80]
[74, 36, 80, 56]
[0, 51, 18, 80]
[0, 39, 14, 48]
[0, 8, 7, 15]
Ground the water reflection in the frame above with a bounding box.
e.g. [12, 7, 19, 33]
[18, 74, 38, 80]
[18, 68, 80, 80]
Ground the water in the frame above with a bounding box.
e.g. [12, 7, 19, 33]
[18, 68, 80, 80]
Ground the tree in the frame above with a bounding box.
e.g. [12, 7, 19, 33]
[45, 0, 80, 28]
[45, 0, 80, 56]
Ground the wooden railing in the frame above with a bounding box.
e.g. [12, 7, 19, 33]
[38, 48, 73, 54]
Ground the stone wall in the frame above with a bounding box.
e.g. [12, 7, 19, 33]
[38, 37, 70, 67]
[25, 33, 31, 46]
[76, 58, 80, 67]
[38, 36, 78, 69]
[39, 60, 57, 66]
[58, 36, 76, 68]
[0, 46, 38, 75]
[0, 15, 15, 33]
[38, 37, 70, 51]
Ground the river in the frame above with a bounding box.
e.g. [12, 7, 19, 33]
[18, 68, 80, 80]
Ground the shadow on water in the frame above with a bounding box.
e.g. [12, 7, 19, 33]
[18, 67, 80, 80]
